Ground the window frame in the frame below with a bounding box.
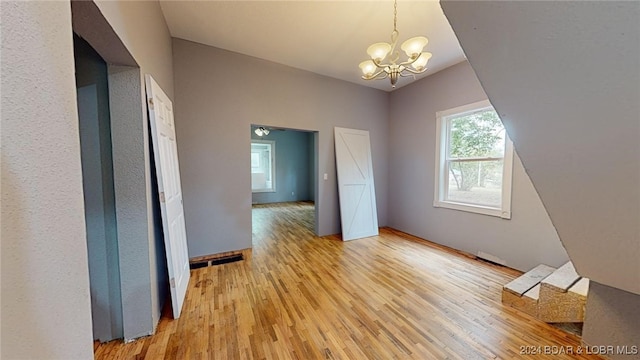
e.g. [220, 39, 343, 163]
[434, 100, 514, 219]
[251, 140, 276, 193]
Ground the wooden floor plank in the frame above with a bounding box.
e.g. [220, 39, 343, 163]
[95, 202, 601, 359]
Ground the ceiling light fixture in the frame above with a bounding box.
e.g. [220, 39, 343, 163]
[359, 0, 432, 88]
[254, 127, 270, 136]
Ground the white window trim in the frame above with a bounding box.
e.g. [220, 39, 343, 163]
[251, 139, 276, 193]
[433, 100, 513, 219]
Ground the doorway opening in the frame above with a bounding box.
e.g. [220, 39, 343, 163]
[74, 34, 123, 343]
[250, 125, 318, 239]
[72, 0, 169, 344]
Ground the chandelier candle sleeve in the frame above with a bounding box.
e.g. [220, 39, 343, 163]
[412, 52, 432, 70]
[359, 60, 377, 77]
[367, 43, 392, 62]
[401, 37, 428, 58]
[359, 0, 432, 88]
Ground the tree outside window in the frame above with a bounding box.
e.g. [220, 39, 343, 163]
[435, 100, 514, 218]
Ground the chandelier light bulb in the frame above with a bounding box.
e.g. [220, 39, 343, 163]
[401, 36, 429, 58]
[366, 43, 392, 62]
[411, 52, 432, 71]
[359, 60, 377, 77]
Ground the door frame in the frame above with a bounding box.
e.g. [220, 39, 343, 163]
[249, 125, 320, 236]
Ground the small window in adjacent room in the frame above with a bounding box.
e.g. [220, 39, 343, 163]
[434, 100, 514, 218]
[251, 140, 276, 192]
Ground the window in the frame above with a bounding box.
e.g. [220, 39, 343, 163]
[434, 100, 514, 218]
[251, 140, 275, 192]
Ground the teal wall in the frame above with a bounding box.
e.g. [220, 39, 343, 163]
[251, 128, 314, 204]
[74, 34, 123, 342]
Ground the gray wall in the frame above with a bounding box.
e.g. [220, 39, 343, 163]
[75, 34, 123, 342]
[108, 66, 158, 340]
[388, 61, 569, 272]
[1, 1, 94, 358]
[251, 128, 313, 204]
[95, 0, 174, 99]
[94, 0, 174, 337]
[173, 38, 389, 258]
[442, 0, 639, 295]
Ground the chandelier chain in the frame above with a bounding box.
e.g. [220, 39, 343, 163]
[393, 0, 398, 32]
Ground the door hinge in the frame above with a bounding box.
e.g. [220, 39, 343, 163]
[170, 278, 176, 288]
[159, 191, 165, 203]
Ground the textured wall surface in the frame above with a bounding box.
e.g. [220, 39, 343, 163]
[173, 38, 389, 258]
[0, 1, 94, 358]
[388, 62, 569, 272]
[95, 0, 174, 98]
[583, 282, 640, 359]
[251, 129, 314, 204]
[442, 0, 640, 295]
[108, 66, 155, 340]
[93, 0, 175, 333]
[75, 35, 123, 342]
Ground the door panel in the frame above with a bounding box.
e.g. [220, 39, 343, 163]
[334, 127, 379, 241]
[145, 74, 190, 319]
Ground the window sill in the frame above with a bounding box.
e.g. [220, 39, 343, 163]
[433, 200, 511, 219]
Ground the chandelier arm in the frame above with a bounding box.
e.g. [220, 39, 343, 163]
[398, 71, 417, 78]
[372, 58, 397, 70]
[362, 68, 388, 80]
[398, 59, 417, 67]
[398, 53, 422, 67]
[372, 58, 388, 68]
[402, 67, 427, 75]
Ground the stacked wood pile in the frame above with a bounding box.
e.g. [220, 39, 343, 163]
[502, 262, 589, 323]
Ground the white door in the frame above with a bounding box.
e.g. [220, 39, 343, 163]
[145, 74, 190, 319]
[334, 127, 379, 241]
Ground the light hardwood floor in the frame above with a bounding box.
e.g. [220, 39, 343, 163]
[95, 202, 600, 359]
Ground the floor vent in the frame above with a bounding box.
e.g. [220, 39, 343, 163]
[211, 254, 243, 266]
[476, 251, 507, 267]
[190, 261, 208, 270]
[189, 254, 244, 269]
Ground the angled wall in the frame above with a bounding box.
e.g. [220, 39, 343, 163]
[441, 1, 640, 355]
[441, 0, 639, 295]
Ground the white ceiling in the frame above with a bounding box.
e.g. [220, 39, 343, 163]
[159, 1, 465, 92]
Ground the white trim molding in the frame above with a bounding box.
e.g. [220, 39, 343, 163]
[434, 100, 513, 219]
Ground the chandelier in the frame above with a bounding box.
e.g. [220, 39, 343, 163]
[359, 0, 432, 88]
